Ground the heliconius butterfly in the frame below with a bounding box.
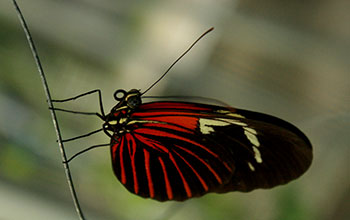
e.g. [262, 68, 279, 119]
[50, 28, 313, 202]
[101, 89, 313, 201]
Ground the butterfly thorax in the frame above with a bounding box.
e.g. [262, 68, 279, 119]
[103, 89, 142, 136]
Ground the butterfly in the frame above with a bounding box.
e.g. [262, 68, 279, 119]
[99, 88, 312, 201]
[11, 0, 311, 216]
[46, 27, 313, 202]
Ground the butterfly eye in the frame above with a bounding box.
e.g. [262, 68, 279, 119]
[127, 95, 141, 109]
[114, 89, 127, 101]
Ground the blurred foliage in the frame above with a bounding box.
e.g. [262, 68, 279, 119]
[0, 0, 349, 219]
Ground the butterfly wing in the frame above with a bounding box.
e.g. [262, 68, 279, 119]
[209, 108, 312, 193]
[110, 102, 312, 201]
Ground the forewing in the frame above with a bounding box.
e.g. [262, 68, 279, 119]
[207, 108, 313, 192]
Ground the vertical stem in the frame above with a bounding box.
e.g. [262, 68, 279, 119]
[11, 1, 85, 219]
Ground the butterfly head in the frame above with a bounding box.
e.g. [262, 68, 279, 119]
[113, 89, 142, 111]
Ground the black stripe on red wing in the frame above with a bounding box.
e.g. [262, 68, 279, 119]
[134, 133, 169, 153]
[168, 153, 192, 198]
[112, 134, 156, 199]
[111, 124, 235, 201]
[125, 134, 139, 194]
[117, 137, 127, 184]
[172, 147, 209, 191]
[134, 128, 221, 159]
[158, 157, 173, 200]
[151, 127, 233, 200]
[143, 149, 154, 198]
[174, 144, 223, 184]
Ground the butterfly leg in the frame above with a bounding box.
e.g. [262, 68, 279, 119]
[51, 89, 105, 119]
[63, 143, 110, 163]
[61, 128, 104, 143]
[50, 89, 107, 145]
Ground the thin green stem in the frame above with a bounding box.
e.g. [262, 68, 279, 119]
[11, 1, 85, 219]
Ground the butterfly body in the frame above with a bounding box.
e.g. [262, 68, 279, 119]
[103, 89, 312, 201]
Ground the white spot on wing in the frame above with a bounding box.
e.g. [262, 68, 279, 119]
[247, 162, 255, 171]
[199, 118, 230, 134]
[216, 110, 246, 118]
[253, 146, 262, 163]
[221, 118, 247, 127]
[220, 118, 260, 147]
[244, 127, 257, 135]
[200, 117, 262, 164]
[244, 129, 260, 147]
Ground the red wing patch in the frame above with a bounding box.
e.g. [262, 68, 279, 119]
[139, 102, 211, 111]
[110, 103, 236, 201]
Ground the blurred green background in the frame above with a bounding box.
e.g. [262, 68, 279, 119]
[0, 0, 349, 219]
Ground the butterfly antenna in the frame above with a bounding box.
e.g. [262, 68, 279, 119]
[141, 27, 214, 95]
